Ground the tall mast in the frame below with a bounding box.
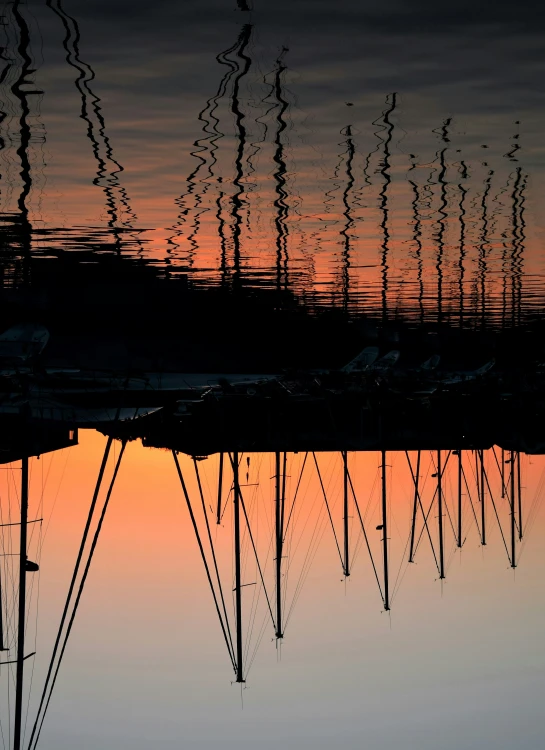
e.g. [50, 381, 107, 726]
[501, 448, 505, 498]
[516, 452, 522, 540]
[480, 449, 486, 546]
[342, 451, 350, 577]
[457, 449, 463, 548]
[437, 450, 445, 580]
[232, 451, 244, 682]
[0, 548, 5, 651]
[12, 1, 33, 744]
[274, 452, 284, 639]
[381, 450, 390, 611]
[510, 450, 516, 568]
[13, 454, 29, 750]
[216, 452, 224, 524]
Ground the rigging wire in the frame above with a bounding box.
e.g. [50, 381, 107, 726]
[346, 470, 384, 600]
[312, 453, 343, 568]
[25, 435, 115, 750]
[193, 459, 235, 659]
[28, 440, 127, 750]
[172, 452, 236, 673]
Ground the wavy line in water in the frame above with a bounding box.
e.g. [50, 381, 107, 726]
[378, 93, 396, 323]
[339, 124, 355, 312]
[47, 0, 139, 245]
[225, 24, 253, 287]
[271, 53, 290, 296]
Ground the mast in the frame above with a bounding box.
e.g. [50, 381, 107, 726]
[232, 451, 244, 682]
[12, 1, 33, 743]
[480, 449, 486, 546]
[456, 450, 463, 548]
[501, 448, 505, 498]
[13, 453, 28, 750]
[274, 452, 284, 638]
[342, 451, 350, 577]
[437, 450, 445, 579]
[516, 452, 522, 540]
[0, 546, 5, 651]
[381, 450, 390, 610]
[510, 449, 516, 568]
[216, 452, 224, 524]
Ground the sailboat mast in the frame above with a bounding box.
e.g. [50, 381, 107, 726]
[381, 450, 390, 611]
[437, 450, 445, 579]
[13, 454, 29, 750]
[516, 452, 522, 540]
[232, 451, 244, 682]
[479, 450, 486, 545]
[0, 558, 5, 652]
[343, 451, 350, 577]
[501, 448, 505, 498]
[457, 450, 463, 548]
[216, 452, 224, 524]
[510, 449, 516, 568]
[275, 451, 283, 638]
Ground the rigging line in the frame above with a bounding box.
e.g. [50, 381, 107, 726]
[411, 485, 440, 560]
[22, 518, 43, 747]
[521, 463, 545, 538]
[461, 464, 481, 537]
[192, 459, 236, 662]
[25, 435, 115, 750]
[410, 451, 451, 564]
[283, 509, 328, 630]
[390, 529, 412, 604]
[172, 452, 236, 673]
[481, 462, 511, 561]
[220, 457, 242, 524]
[347, 471, 384, 601]
[491, 446, 509, 501]
[283, 453, 307, 541]
[440, 476, 457, 540]
[283, 468, 332, 627]
[280, 463, 317, 616]
[405, 451, 440, 572]
[312, 453, 343, 568]
[228, 459, 275, 630]
[28, 441, 127, 750]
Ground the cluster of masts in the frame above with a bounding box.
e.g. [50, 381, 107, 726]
[0, 433, 531, 747]
[168, 446, 525, 685]
[0, 2, 530, 329]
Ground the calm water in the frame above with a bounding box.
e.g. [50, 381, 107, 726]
[1, 1, 545, 748]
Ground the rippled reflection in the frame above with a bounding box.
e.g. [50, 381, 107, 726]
[0, 2, 540, 329]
